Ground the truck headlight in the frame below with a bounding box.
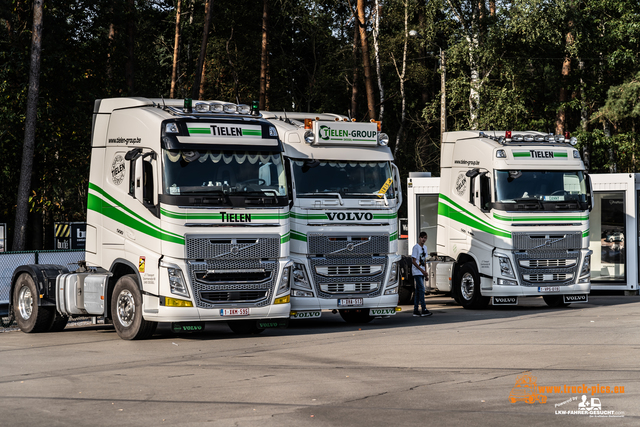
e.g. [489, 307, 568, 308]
[168, 267, 190, 298]
[292, 263, 311, 289]
[495, 254, 515, 279]
[276, 266, 291, 296]
[387, 261, 399, 287]
[579, 254, 591, 278]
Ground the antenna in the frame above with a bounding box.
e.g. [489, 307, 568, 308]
[161, 96, 167, 109]
[283, 109, 292, 125]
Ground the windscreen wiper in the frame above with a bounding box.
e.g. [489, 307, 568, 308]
[301, 192, 344, 205]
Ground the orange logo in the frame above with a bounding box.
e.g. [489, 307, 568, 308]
[509, 372, 547, 404]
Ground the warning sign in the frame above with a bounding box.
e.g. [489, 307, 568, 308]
[139, 256, 146, 273]
[54, 223, 70, 249]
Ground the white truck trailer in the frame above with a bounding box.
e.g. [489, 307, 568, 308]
[403, 131, 592, 308]
[5, 98, 292, 339]
[263, 112, 402, 323]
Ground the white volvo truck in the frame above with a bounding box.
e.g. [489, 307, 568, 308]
[5, 98, 292, 339]
[404, 131, 592, 308]
[263, 112, 402, 323]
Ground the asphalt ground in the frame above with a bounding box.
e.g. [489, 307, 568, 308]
[0, 294, 638, 426]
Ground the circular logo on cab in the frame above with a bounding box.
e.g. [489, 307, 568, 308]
[111, 155, 125, 185]
[455, 173, 467, 196]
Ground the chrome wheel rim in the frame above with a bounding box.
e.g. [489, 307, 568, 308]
[18, 286, 33, 320]
[460, 272, 475, 301]
[116, 289, 135, 327]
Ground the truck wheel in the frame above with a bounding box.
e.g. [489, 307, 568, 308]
[455, 263, 489, 309]
[543, 295, 569, 308]
[398, 286, 413, 305]
[48, 311, 69, 332]
[111, 275, 156, 340]
[13, 273, 54, 333]
[227, 320, 265, 335]
[339, 309, 374, 323]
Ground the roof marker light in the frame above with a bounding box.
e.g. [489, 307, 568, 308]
[496, 149, 506, 158]
[304, 118, 313, 129]
[165, 123, 179, 133]
[251, 100, 260, 115]
[304, 130, 315, 144]
[210, 103, 224, 113]
[194, 102, 209, 113]
[505, 131, 512, 142]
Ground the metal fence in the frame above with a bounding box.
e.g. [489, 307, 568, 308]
[0, 250, 85, 305]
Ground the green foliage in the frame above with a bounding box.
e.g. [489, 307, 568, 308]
[1, 0, 639, 247]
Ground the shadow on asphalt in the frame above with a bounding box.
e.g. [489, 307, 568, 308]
[36, 294, 640, 341]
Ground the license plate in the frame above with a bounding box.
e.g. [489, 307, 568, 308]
[563, 294, 588, 303]
[290, 311, 322, 319]
[538, 286, 561, 293]
[338, 298, 363, 307]
[369, 308, 396, 316]
[220, 308, 250, 316]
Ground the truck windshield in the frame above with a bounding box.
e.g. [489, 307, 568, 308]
[292, 160, 394, 198]
[494, 170, 587, 210]
[162, 150, 287, 196]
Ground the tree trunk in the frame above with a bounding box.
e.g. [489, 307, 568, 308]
[170, 0, 182, 99]
[350, 22, 359, 119]
[357, 0, 376, 121]
[556, 27, 574, 134]
[198, 58, 207, 99]
[393, 0, 408, 157]
[372, 0, 384, 121]
[192, 0, 214, 100]
[440, 49, 447, 142]
[13, 0, 43, 251]
[125, 0, 135, 95]
[259, 0, 268, 109]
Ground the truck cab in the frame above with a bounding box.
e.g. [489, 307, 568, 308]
[408, 131, 592, 308]
[9, 98, 292, 339]
[263, 112, 402, 323]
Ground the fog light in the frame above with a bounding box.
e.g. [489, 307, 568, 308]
[274, 295, 290, 304]
[384, 287, 398, 295]
[292, 289, 313, 297]
[165, 297, 193, 307]
[497, 278, 517, 286]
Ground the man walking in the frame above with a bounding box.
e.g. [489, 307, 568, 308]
[411, 231, 432, 317]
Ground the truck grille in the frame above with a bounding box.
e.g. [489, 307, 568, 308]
[316, 265, 383, 276]
[513, 250, 579, 287]
[512, 232, 582, 251]
[524, 273, 573, 282]
[320, 283, 379, 293]
[519, 259, 576, 268]
[309, 256, 386, 298]
[188, 259, 277, 308]
[308, 234, 389, 255]
[186, 235, 280, 259]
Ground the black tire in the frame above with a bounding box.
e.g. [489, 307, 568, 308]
[339, 309, 374, 324]
[398, 286, 413, 305]
[13, 273, 54, 333]
[543, 295, 570, 308]
[48, 311, 69, 332]
[110, 274, 156, 340]
[227, 320, 265, 335]
[455, 263, 489, 309]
